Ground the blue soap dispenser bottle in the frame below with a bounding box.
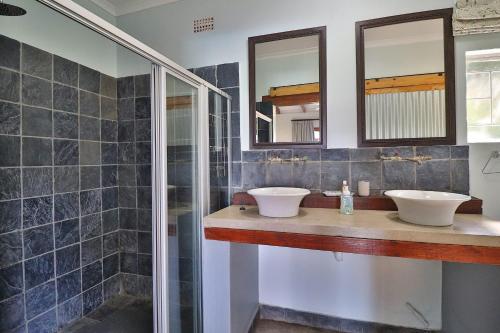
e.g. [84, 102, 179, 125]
[340, 180, 354, 215]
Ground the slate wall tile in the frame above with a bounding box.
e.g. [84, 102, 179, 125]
[0, 35, 20, 70]
[351, 161, 382, 190]
[102, 209, 119, 233]
[101, 97, 117, 120]
[0, 199, 21, 234]
[79, 65, 100, 94]
[81, 213, 101, 240]
[23, 224, 54, 258]
[53, 83, 78, 113]
[53, 56, 78, 87]
[57, 295, 81, 328]
[56, 244, 80, 277]
[54, 219, 79, 249]
[0, 263, 23, 301]
[22, 106, 52, 137]
[0, 101, 20, 135]
[117, 76, 134, 99]
[0, 231, 22, 268]
[27, 308, 57, 333]
[79, 90, 100, 117]
[103, 253, 119, 279]
[0, 135, 20, 167]
[21, 44, 52, 80]
[82, 284, 103, 315]
[0, 168, 21, 200]
[54, 140, 79, 166]
[25, 281, 56, 319]
[0, 68, 20, 102]
[0, 294, 25, 332]
[54, 192, 79, 222]
[54, 111, 78, 139]
[81, 237, 102, 266]
[23, 196, 53, 228]
[416, 160, 451, 191]
[57, 270, 81, 304]
[54, 166, 79, 193]
[24, 252, 54, 289]
[22, 137, 52, 166]
[82, 260, 102, 291]
[22, 75, 52, 108]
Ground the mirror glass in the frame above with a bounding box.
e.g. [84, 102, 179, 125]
[363, 18, 446, 140]
[254, 35, 322, 144]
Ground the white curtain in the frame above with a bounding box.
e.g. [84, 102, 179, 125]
[365, 90, 446, 140]
[292, 120, 315, 142]
[454, 0, 500, 35]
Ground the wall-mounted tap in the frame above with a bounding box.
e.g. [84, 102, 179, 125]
[379, 154, 432, 165]
[267, 155, 308, 163]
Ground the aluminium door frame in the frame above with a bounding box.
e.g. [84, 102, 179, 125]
[35, 1, 232, 333]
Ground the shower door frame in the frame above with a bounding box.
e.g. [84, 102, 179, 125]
[34, 1, 232, 332]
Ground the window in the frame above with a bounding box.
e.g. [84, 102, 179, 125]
[466, 49, 500, 142]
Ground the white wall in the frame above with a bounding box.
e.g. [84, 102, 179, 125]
[117, 0, 456, 330]
[275, 112, 320, 142]
[365, 40, 444, 79]
[0, 0, 119, 76]
[256, 51, 319, 100]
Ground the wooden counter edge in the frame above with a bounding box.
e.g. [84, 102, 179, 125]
[204, 227, 500, 265]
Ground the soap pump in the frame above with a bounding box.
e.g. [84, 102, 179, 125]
[340, 180, 354, 215]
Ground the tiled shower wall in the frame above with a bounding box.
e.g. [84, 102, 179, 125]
[193, 62, 469, 196]
[116, 74, 153, 297]
[0, 34, 151, 333]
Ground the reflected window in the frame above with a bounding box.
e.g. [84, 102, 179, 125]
[466, 49, 500, 142]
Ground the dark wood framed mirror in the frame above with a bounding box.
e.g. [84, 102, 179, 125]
[356, 9, 456, 147]
[249, 26, 327, 149]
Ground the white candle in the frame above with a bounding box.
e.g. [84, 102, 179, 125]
[358, 180, 370, 197]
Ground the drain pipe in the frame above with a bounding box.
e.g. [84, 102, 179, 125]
[406, 302, 430, 329]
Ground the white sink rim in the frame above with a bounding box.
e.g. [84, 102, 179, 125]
[247, 187, 311, 218]
[385, 190, 471, 202]
[247, 187, 311, 197]
[385, 190, 471, 227]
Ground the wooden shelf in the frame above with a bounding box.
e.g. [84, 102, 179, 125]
[205, 227, 500, 265]
[203, 199, 500, 265]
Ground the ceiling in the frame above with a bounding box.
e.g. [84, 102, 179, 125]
[364, 18, 443, 48]
[90, 0, 179, 16]
[256, 35, 319, 60]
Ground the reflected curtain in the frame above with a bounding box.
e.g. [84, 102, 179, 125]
[454, 0, 500, 35]
[292, 120, 315, 142]
[365, 90, 446, 140]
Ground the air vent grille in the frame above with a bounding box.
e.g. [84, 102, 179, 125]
[194, 17, 214, 33]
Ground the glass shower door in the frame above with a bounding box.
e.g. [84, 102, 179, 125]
[164, 73, 201, 333]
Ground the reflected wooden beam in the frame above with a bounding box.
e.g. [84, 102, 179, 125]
[262, 92, 320, 107]
[166, 95, 192, 109]
[365, 73, 445, 95]
[269, 83, 320, 97]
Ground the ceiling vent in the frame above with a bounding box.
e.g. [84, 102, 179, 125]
[194, 16, 214, 33]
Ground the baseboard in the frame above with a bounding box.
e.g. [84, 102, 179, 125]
[259, 304, 439, 333]
[246, 305, 260, 333]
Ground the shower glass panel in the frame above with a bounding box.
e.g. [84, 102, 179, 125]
[0, 1, 153, 332]
[165, 73, 201, 333]
[209, 91, 231, 213]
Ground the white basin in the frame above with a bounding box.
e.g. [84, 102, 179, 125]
[385, 190, 471, 226]
[247, 187, 311, 218]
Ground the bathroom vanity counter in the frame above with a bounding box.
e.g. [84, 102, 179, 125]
[204, 206, 500, 265]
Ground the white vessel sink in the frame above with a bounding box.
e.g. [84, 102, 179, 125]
[247, 187, 311, 218]
[385, 190, 471, 226]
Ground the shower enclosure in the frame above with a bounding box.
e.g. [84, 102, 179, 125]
[0, 1, 231, 332]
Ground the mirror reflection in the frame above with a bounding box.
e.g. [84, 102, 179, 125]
[363, 18, 446, 140]
[254, 35, 321, 144]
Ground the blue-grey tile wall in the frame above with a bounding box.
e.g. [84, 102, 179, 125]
[236, 146, 469, 194]
[116, 72, 153, 299]
[0, 34, 146, 332]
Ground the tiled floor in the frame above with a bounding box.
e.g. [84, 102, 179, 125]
[252, 319, 341, 333]
[60, 296, 153, 333]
